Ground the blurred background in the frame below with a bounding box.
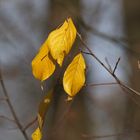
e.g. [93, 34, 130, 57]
[0, 0, 140, 140]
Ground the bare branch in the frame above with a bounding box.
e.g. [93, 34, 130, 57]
[113, 57, 121, 74]
[121, 83, 140, 97]
[119, 84, 140, 108]
[85, 82, 118, 87]
[0, 70, 29, 140]
[81, 130, 140, 139]
[105, 57, 113, 72]
[0, 115, 15, 123]
[77, 32, 140, 97]
[23, 117, 38, 131]
[82, 133, 125, 139]
[78, 19, 140, 59]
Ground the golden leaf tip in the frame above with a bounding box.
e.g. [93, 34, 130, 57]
[31, 127, 42, 140]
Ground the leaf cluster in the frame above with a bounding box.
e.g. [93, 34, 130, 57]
[31, 18, 86, 140]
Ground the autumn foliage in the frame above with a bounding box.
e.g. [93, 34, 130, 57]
[31, 18, 86, 140]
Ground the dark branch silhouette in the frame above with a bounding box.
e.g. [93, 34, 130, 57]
[0, 69, 29, 140]
[77, 32, 140, 97]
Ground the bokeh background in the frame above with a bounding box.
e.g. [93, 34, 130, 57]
[0, 0, 140, 140]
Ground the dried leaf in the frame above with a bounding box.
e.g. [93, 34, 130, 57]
[47, 18, 77, 66]
[63, 53, 86, 96]
[32, 127, 42, 140]
[31, 90, 53, 140]
[38, 89, 53, 128]
[31, 44, 55, 81]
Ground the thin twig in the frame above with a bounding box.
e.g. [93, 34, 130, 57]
[0, 70, 29, 140]
[23, 117, 38, 131]
[85, 82, 118, 87]
[79, 18, 140, 59]
[113, 57, 121, 74]
[105, 57, 113, 72]
[86, 81, 140, 108]
[0, 115, 15, 123]
[81, 130, 140, 139]
[77, 32, 140, 96]
[119, 84, 140, 108]
[82, 133, 125, 139]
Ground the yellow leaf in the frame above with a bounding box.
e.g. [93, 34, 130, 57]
[63, 53, 86, 96]
[32, 127, 42, 140]
[31, 44, 55, 81]
[47, 18, 77, 66]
